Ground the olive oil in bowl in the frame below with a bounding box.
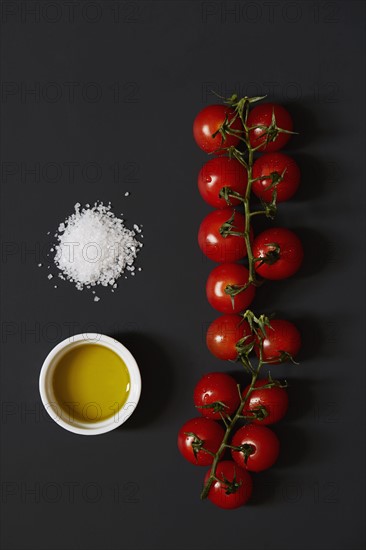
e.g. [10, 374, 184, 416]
[52, 344, 131, 423]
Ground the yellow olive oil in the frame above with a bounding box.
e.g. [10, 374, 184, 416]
[52, 344, 130, 423]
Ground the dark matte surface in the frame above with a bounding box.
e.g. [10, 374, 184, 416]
[0, 1, 365, 549]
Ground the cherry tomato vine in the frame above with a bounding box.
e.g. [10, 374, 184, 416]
[179, 93, 304, 509]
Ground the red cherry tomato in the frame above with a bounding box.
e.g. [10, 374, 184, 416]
[255, 319, 301, 363]
[177, 417, 225, 466]
[194, 372, 240, 420]
[231, 424, 280, 472]
[204, 460, 253, 509]
[198, 208, 253, 263]
[206, 315, 253, 361]
[206, 263, 256, 314]
[198, 157, 248, 208]
[252, 227, 303, 280]
[247, 103, 293, 152]
[252, 152, 300, 203]
[242, 379, 289, 425]
[193, 105, 242, 154]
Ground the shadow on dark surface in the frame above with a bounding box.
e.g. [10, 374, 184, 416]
[284, 103, 318, 149]
[292, 315, 323, 361]
[274, 424, 310, 468]
[283, 101, 341, 149]
[249, 470, 286, 506]
[285, 377, 315, 423]
[112, 332, 174, 429]
[294, 153, 328, 201]
[293, 226, 334, 278]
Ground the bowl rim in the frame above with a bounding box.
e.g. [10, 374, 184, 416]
[39, 333, 141, 436]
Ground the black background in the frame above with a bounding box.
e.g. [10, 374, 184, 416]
[1, 1, 365, 549]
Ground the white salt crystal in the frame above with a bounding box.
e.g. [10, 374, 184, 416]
[94, 296, 100, 302]
[48, 274, 53, 280]
[38, 263, 42, 267]
[124, 192, 130, 197]
[52, 202, 143, 294]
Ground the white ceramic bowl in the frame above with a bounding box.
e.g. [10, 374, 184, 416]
[39, 333, 141, 435]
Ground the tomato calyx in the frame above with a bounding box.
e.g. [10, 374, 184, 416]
[235, 334, 255, 357]
[224, 93, 268, 108]
[216, 470, 243, 495]
[255, 242, 281, 266]
[264, 168, 287, 191]
[252, 170, 287, 221]
[196, 401, 229, 414]
[226, 145, 249, 170]
[213, 91, 267, 124]
[184, 431, 215, 460]
[258, 350, 299, 366]
[278, 350, 300, 365]
[243, 405, 269, 422]
[219, 212, 245, 239]
[259, 190, 278, 220]
[242, 310, 271, 338]
[219, 186, 245, 206]
[249, 108, 297, 149]
[213, 470, 243, 495]
[225, 283, 250, 297]
[235, 311, 273, 372]
[235, 335, 255, 373]
[262, 371, 288, 388]
[211, 112, 243, 148]
[224, 282, 255, 311]
[232, 443, 255, 465]
[253, 375, 289, 391]
[224, 278, 263, 310]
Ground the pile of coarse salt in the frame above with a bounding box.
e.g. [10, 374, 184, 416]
[52, 202, 143, 300]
